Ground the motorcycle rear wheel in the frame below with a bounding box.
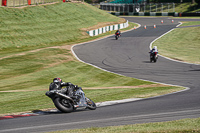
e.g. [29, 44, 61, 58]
[86, 98, 96, 110]
[54, 97, 73, 113]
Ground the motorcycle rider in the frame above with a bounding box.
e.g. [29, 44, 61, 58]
[46, 78, 97, 112]
[149, 46, 158, 62]
[150, 46, 158, 53]
[115, 29, 121, 36]
[49, 77, 78, 97]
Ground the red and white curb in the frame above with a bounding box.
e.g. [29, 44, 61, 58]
[0, 114, 38, 120]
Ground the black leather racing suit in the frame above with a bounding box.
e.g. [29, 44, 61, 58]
[49, 82, 77, 97]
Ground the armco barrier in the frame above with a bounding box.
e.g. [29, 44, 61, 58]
[87, 20, 129, 36]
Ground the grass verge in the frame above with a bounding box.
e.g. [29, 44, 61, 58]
[180, 21, 200, 26]
[152, 21, 200, 64]
[0, 2, 124, 57]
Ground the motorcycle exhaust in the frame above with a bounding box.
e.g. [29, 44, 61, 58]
[55, 91, 75, 105]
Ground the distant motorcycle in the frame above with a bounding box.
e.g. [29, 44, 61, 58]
[149, 51, 158, 62]
[115, 32, 120, 40]
[46, 85, 96, 113]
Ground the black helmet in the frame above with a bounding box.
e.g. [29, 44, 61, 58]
[53, 77, 62, 83]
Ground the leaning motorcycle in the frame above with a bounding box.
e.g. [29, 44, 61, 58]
[149, 51, 158, 62]
[115, 32, 120, 40]
[45, 85, 96, 113]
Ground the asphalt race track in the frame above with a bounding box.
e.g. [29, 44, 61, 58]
[0, 17, 200, 133]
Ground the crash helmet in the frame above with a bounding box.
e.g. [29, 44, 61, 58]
[53, 77, 62, 83]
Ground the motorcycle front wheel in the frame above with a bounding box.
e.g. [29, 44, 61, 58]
[86, 98, 96, 110]
[54, 97, 73, 113]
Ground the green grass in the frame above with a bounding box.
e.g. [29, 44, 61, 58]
[153, 23, 200, 64]
[0, 2, 122, 57]
[48, 117, 200, 133]
[0, 91, 53, 114]
[174, 2, 200, 13]
[180, 21, 200, 26]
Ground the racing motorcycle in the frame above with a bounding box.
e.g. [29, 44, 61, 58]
[45, 85, 96, 113]
[115, 32, 120, 40]
[149, 51, 158, 62]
